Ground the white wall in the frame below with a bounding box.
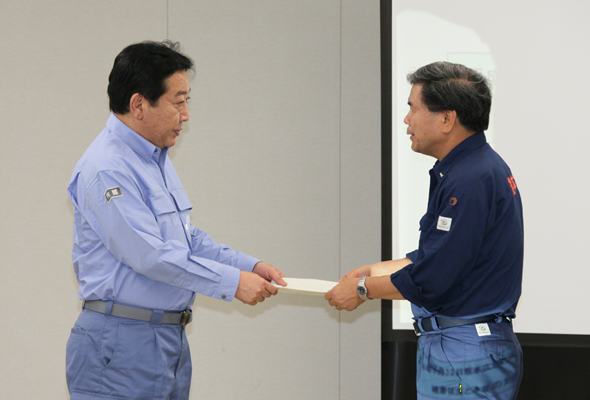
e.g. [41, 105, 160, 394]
[0, 1, 381, 399]
[389, 0, 590, 335]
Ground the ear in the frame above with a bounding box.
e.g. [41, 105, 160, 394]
[441, 110, 457, 134]
[129, 93, 145, 120]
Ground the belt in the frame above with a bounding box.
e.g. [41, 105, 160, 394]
[413, 314, 509, 336]
[83, 300, 193, 325]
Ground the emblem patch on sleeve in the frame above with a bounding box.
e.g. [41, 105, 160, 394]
[104, 186, 123, 203]
[437, 216, 452, 231]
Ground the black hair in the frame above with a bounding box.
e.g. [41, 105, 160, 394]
[108, 40, 194, 114]
[407, 61, 492, 133]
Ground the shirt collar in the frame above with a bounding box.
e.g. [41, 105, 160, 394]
[432, 132, 487, 181]
[106, 113, 168, 162]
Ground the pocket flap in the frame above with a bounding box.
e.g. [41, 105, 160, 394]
[169, 188, 193, 211]
[148, 191, 176, 215]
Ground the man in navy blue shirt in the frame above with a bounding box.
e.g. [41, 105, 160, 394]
[326, 62, 523, 400]
[66, 41, 287, 400]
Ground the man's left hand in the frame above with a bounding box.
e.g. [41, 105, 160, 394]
[325, 277, 364, 311]
[252, 262, 287, 287]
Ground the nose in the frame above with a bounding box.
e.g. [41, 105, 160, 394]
[403, 111, 410, 126]
[181, 103, 190, 122]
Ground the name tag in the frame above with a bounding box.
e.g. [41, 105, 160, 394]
[437, 216, 452, 231]
[476, 323, 491, 336]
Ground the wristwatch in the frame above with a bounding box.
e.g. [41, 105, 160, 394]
[357, 276, 372, 301]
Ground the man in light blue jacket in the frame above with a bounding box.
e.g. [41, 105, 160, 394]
[66, 40, 286, 400]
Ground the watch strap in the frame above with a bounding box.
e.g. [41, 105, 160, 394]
[357, 276, 372, 301]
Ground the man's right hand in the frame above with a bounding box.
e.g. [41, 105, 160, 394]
[235, 271, 279, 305]
[338, 265, 371, 283]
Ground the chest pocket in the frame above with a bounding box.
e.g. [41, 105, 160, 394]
[148, 190, 187, 244]
[169, 188, 193, 243]
[169, 188, 192, 213]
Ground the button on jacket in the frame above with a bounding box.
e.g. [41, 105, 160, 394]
[67, 113, 259, 311]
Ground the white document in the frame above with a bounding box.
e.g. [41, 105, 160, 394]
[273, 277, 338, 296]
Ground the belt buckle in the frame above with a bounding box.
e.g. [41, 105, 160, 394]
[412, 321, 422, 337]
[179, 310, 192, 325]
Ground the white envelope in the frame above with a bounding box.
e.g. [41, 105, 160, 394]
[273, 277, 338, 296]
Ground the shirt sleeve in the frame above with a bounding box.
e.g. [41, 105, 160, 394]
[390, 174, 491, 312]
[189, 226, 260, 272]
[81, 169, 241, 301]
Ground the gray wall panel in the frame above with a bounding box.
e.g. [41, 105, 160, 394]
[340, 1, 382, 399]
[170, 2, 344, 398]
[0, 2, 168, 398]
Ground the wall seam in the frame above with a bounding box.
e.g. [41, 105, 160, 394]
[339, 1, 344, 399]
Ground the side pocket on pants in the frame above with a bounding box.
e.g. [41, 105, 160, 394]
[480, 339, 517, 360]
[100, 317, 120, 368]
[66, 325, 90, 389]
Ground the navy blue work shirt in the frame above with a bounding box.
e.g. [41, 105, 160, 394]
[390, 132, 524, 319]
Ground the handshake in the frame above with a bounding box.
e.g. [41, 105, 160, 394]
[237, 258, 411, 309]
